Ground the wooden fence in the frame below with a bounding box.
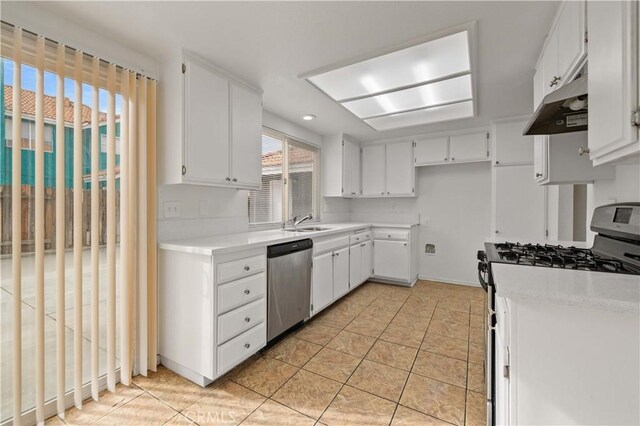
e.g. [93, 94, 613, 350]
[0, 185, 120, 255]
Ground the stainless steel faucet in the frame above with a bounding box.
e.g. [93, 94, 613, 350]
[293, 214, 313, 229]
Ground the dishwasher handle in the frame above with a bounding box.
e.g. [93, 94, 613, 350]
[267, 239, 313, 258]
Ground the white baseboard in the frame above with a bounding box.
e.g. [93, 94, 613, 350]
[418, 275, 481, 288]
[159, 356, 212, 388]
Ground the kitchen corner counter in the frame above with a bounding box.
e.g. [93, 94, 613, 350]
[159, 222, 418, 256]
[491, 263, 640, 313]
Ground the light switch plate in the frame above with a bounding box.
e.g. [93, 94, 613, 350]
[164, 201, 181, 218]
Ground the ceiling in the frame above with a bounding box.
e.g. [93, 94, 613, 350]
[19, 1, 558, 142]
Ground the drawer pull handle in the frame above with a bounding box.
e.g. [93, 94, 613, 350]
[244, 289, 250, 295]
[388, 235, 391, 238]
[244, 343, 250, 349]
[244, 266, 250, 271]
[245, 317, 251, 323]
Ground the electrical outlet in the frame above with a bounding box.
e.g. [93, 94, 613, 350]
[425, 243, 436, 256]
[199, 200, 209, 216]
[423, 217, 430, 227]
[164, 201, 181, 218]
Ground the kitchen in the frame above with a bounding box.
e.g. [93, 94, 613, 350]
[0, 1, 638, 426]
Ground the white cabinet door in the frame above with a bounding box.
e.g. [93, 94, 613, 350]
[333, 247, 350, 299]
[414, 136, 449, 165]
[183, 57, 230, 184]
[542, 28, 559, 97]
[494, 165, 546, 241]
[533, 136, 548, 181]
[449, 132, 489, 162]
[351, 144, 361, 196]
[373, 240, 409, 282]
[342, 140, 360, 197]
[230, 83, 262, 188]
[312, 252, 334, 315]
[557, 0, 586, 82]
[361, 240, 372, 284]
[349, 243, 362, 288]
[588, 0, 639, 163]
[493, 118, 535, 165]
[361, 144, 386, 196]
[385, 142, 414, 196]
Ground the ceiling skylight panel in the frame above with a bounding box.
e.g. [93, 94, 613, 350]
[342, 74, 473, 118]
[364, 100, 474, 131]
[307, 30, 470, 101]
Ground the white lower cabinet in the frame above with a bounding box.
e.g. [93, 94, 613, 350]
[158, 247, 267, 386]
[311, 251, 334, 315]
[310, 234, 351, 316]
[333, 247, 350, 299]
[371, 226, 418, 286]
[361, 240, 372, 284]
[494, 292, 639, 425]
[349, 234, 373, 289]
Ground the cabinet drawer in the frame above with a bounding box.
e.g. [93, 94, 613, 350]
[217, 254, 266, 284]
[218, 298, 266, 344]
[350, 230, 371, 245]
[217, 273, 266, 315]
[373, 229, 409, 241]
[217, 322, 266, 376]
[313, 235, 350, 255]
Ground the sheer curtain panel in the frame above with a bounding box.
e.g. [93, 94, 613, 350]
[0, 23, 157, 425]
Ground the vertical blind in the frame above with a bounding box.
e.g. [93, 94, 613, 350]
[1, 23, 157, 425]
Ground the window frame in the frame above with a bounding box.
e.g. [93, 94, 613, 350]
[5, 117, 54, 152]
[249, 127, 321, 229]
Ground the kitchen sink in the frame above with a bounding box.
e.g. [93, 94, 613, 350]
[283, 226, 332, 232]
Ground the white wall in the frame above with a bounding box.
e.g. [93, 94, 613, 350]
[586, 164, 640, 243]
[350, 162, 492, 286]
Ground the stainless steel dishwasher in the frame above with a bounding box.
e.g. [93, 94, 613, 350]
[267, 239, 313, 342]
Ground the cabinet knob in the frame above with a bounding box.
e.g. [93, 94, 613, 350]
[445, 157, 448, 161]
[232, 178, 238, 182]
[535, 173, 543, 178]
[403, 243, 407, 247]
[495, 230, 499, 234]
[335, 252, 339, 257]
[245, 317, 251, 322]
[244, 343, 250, 349]
[578, 147, 590, 156]
[451, 157, 455, 161]
[387, 192, 390, 195]
[244, 289, 250, 295]
[549, 76, 561, 87]
[388, 235, 391, 238]
[244, 266, 250, 271]
[225, 177, 231, 182]
[360, 243, 365, 247]
[381, 192, 384, 195]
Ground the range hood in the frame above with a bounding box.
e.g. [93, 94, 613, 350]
[523, 74, 588, 136]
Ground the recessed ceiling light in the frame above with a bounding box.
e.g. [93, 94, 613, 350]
[302, 114, 317, 121]
[302, 26, 476, 131]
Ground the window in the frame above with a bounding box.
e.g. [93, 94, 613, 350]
[248, 129, 319, 226]
[5, 117, 54, 152]
[101, 133, 121, 155]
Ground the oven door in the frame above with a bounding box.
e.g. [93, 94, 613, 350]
[478, 251, 495, 425]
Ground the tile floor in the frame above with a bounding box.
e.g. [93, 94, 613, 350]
[45, 280, 487, 426]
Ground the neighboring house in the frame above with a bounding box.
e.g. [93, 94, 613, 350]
[0, 84, 120, 189]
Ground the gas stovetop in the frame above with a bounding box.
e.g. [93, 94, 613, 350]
[485, 241, 640, 275]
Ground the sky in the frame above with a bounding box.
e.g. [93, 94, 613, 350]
[2, 58, 122, 114]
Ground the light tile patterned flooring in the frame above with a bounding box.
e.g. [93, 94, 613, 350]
[46, 280, 487, 426]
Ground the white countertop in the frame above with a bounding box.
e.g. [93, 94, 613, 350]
[492, 263, 640, 313]
[159, 222, 418, 255]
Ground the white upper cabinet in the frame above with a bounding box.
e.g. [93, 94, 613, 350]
[322, 134, 361, 198]
[449, 132, 490, 162]
[538, 0, 586, 99]
[414, 131, 490, 166]
[587, 0, 639, 165]
[385, 141, 414, 196]
[493, 165, 546, 241]
[361, 144, 387, 196]
[160, 52, 263, 188]
[492, 117, 535, 165]
[230, 83, 262, 188]
[361, 142, 415, 197]
[414, 136, 449, 165]
[183, 56, 230, 185]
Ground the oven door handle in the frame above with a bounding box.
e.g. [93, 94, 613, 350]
[477, 260, 489, 292]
